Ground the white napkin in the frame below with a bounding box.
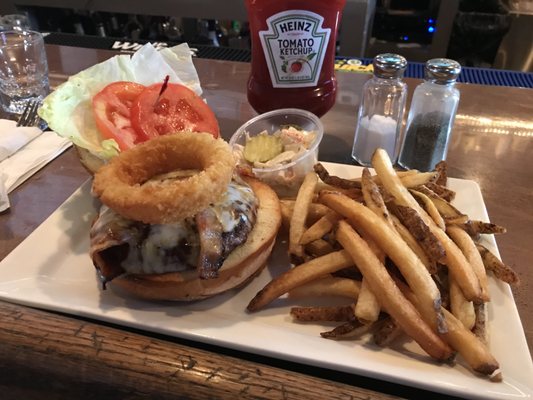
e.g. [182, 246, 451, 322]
[0, 119, 42, 162]
[0, 120, 72, 211]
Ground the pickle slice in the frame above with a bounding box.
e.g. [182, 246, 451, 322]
[243, 134, 283, 163]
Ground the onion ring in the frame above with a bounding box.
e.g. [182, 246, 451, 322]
[92, 132, 235, 224]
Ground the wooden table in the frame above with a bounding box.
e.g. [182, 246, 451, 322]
[0, 44, 531, 399]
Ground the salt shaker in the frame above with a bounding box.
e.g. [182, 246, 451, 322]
[398, 58, 461, 171]
[351, 53, 407, 166]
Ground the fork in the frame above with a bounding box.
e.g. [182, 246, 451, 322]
[16, 100, 40, 127]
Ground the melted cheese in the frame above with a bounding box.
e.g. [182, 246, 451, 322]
[213, 183, 256, 232]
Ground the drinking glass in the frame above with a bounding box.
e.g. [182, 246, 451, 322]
[0, 30, 49, 114]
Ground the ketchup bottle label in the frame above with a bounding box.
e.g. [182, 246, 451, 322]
[259, 10, 331, 88]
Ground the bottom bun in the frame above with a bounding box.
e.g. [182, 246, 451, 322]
[110, 177, 282, 301]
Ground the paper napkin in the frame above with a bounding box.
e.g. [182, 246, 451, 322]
[0, 119, 42, 162]
[0, 120, 72, 211]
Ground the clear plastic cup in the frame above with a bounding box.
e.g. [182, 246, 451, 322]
[230, 108, 324, 198]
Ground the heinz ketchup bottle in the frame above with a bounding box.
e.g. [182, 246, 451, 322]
[245, 0, 346, 117]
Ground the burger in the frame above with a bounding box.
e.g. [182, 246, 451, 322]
[37, 43, 281, 301]
[88, 132, 282, 301]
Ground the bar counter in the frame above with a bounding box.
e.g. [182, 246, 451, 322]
[0, 44, 531, 399]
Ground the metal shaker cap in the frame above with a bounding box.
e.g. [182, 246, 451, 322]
[425, 58, 461, 84]
[373, 53, 407, 79]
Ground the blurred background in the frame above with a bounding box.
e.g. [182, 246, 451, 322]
[1, 0, 531, 72]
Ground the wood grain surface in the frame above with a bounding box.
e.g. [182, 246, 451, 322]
[0, 300, 420, 400]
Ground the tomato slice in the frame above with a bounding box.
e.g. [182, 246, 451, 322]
[92, 81, 146, 150]
[130, 83, 220, 139]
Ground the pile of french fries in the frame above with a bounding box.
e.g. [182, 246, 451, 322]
[247, 148, 519, 381]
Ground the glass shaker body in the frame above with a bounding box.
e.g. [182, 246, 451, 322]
[351, 54, 407, 166]
[398, 59, 461, 171]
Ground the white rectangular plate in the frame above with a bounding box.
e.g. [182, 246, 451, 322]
[0, 162, 531, 399]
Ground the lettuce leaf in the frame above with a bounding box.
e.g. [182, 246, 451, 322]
[39, 43, 202, 161]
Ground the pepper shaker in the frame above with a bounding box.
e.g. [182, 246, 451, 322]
[398, 58, 461, 171]
[351, 53, 407, 166]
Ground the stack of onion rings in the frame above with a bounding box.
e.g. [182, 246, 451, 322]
[92, 132, 235, 224]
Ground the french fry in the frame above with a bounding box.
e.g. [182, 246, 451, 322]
[305, 238, 336, 257]
[374, 170, 439, 189]
[288, 276, 361, 300]
[449, 276, 476, 330]
[447, 225, 490, 301]
[476, 244, 520, 285]
[433, 269, 450, 309]
[320, 192, 446, 333]
[443, 214, 470, 225]
[394, 277, 500, 379]
[353, 172, 385, 324]
[354, 280, 381, 324]
[314, 163, 361, 189]
[371, 149, 483, 302]
[399, 171, 439, 188]
[373, 317, 403, 347]
[432, 160, 448, 186]
[361, 168, 394, 229]
[290, 305, 355, 322]
[315, 181, 364, 201]
[416, 185, 466, 222]
[320, 320, 371, 340]
[334, 188, 364, 202]
[441, 307, 501, 380]
[315, 180, 349, 193]
[315, 162, 435, 190]
[425, 181, 456, 202]
[389, 204, 446, 264]
[410, 189, 446, 230]
[353, 246, 383, 324]
[397, 169, 419, 177]
[300, 210, 341, 245]
[247, 250, 354, 312]
[454, 220, 507, 236]
[335, 220, 453, 361]
[280, 199, 329, 230]
[372, 170, 436, 186]
[473, 302, 489, 344]
[390, 214, 437, 273]
[289, 172, 319, 260]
